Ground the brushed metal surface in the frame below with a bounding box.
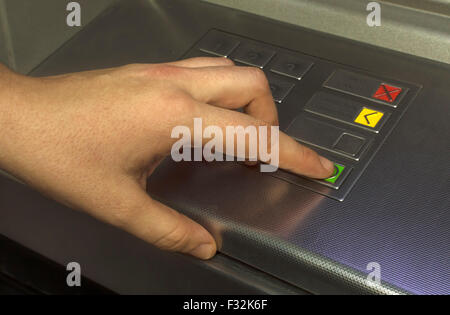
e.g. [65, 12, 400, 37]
[0, 173, 304, 294]
[202, 0, 450, 64]
[0, 0, 118, 73]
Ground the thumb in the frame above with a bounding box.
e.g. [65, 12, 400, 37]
[103, 180, 216, 260]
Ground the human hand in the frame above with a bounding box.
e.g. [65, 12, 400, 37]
[0, 58, 334, 259]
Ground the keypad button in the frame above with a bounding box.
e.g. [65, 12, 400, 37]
[268, 76, 295, 103]
[372, 83, 403, 103]
[333, 133, 365, 157]
[232, 43, 276, 68]
[354, 107, 385, 129]
[270, 54, 313, 80]
[322, 163, 350, 189]
[198, 31, 240, 57]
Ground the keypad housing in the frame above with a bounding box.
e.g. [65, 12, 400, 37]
[184, 29, 421, 201]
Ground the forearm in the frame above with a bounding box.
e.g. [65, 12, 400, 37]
[0, 63, 14, 122]
[0, 63, 26, 173]
[0, 64, 12, 169]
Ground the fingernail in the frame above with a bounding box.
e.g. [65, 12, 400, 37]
[319, 156, 334, 173]
[190, 243, 216, 260]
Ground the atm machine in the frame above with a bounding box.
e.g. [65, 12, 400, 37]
[0, 0, 449, 294]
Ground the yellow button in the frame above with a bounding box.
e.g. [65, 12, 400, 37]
[354, 108, 384, 128]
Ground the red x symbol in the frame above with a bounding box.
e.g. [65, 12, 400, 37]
[373, 84, 402, 103]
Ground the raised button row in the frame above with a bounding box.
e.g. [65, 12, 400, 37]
[286, 114, 371, 161]
[324, 69, 407, 107]
[304, 92, 391, 133]
[198, 30, 313, 103]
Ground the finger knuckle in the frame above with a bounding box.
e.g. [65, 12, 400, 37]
[148, 64, 184, 78]
[301, 146, 316, 163]
[154, 218, 191, 252]
[116, 64, 152, 78]
[248, 67, 268, 85]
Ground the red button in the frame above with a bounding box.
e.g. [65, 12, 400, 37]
[373, 83, 402, 103]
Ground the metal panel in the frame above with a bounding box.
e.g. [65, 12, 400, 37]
[202, 0, 450, 64]
[1, 0, 117, 73]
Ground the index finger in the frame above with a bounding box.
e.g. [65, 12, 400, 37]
[197, 104, 335, 179]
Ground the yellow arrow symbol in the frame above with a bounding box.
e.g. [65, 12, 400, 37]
[354, 108, 384, 128]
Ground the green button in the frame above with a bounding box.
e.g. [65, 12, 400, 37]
[324, 164, 345, 184]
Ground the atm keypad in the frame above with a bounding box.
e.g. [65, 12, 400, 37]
[182, 30, 420, 201]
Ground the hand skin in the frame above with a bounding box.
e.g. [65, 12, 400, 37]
[0, 58, 334, 259]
